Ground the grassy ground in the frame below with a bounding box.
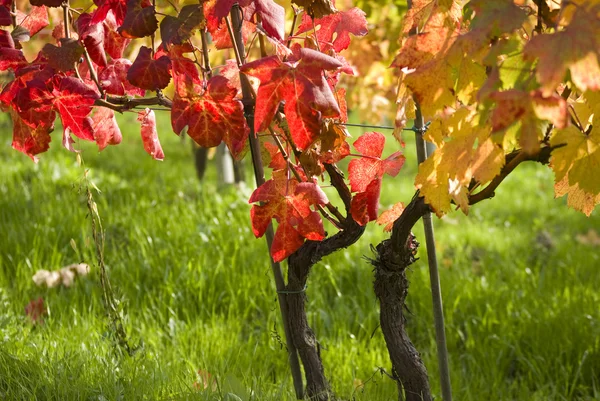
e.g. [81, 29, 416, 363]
[0, 112, 599, 401]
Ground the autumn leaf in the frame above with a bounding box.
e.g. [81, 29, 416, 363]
[249, 174, 328, 261]
[489, 89, 568, 154]
[25, 297, 46, 324]
[348, 132, 405, 193]
[103, 10, 129, 59]
[171, 75, 249, 160]
[295, 8, 368, 53]
[16, 6, 49, 37]
[169, 44, 202, 96]
[51, 76, 99, 149]
[415, 109, 504, 217]
[241, 48, 342, 150]
[138, 108, 164, 160]
[350, 178, 381, 226]
[99, 58, 145, 96]
[524, 2, 600, 95]
[10, 108, 52, 161]
[0, 5, 10, 25]
[207, 0, 284, 41]
[92, 0, 127, 25]
[160, 4, 205, 46]
[127, 46, 171, 90]
[377, 202, 405, 232]
[0, 47, 28, 71]
[291, 0, 336, 19]
[92, 107, 122, 151]
[457, 0, 526, 55]
[42, 38, 84, 72]
[30, 0, 61, 8]
[550, 101, 600, 215]
[76, 13, 107, 68]
[118, 0, 158, 39]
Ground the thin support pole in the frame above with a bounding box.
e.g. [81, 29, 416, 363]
[413, 102, 453, 401]
[230, 5, 304, 399]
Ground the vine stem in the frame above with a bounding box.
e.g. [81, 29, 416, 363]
[230, 5, 304, 399]
[413, 101, 453, 401]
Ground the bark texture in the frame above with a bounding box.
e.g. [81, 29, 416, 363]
[373, 236, 432, 401]
[286, 218, 365, 400]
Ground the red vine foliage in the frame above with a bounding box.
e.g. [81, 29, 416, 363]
[1, 0, 600, 262]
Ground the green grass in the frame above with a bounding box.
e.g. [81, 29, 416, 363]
[0, 112, 599, 401]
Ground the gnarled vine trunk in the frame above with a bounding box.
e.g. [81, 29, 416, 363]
[373, 237, 432, 401]
[286, 217, 365, 400]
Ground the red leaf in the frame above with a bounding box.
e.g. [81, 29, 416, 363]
[138, 108, 164, 160]
[76, 13, 107, 67]
[92, 0, 127, 25]
[241, 48, 342, 150]
[52, 76, 99, 149]
[0, 29, 13, 48]
[348, 132, 405, 193]
[249, 174, 328, 261]
[127, 46, 171, 90]
[118, 0, 158, 38]
[30, 0, 61, 8]
[243, 0, 284, 41]
[42, 38, 84, 72]
[296, 8, 368, 53]
[264, 141, 287, 170]
[0, 47, 28, 71]
[0, 5, 10, 25]
[92, 107, 122, 150]
[25, 297, 46, 324]
[169, 44, 201, 96]
[99, 58, 145, 96]
[160, 4, 205, 46]
[212, 18, 255, 50]
[350, 178, 381, 226]
[17, 6, 49, 37]
[209, 0, 283, 41]
[103, 10, 129, 59]
[171, 75, 249, 159]
[10, 108, 52, 161]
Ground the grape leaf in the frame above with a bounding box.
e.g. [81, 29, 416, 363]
[291, 0, 336, 19]
[0, 5, 10, 25]
[76, 13, 107, 68]
[30, 0, 61, 8]
[415, 108, 504, 217]
[160, 4, 205, 46]
[169, 44, 201, 96]
[524, 2, 600, 95]
[0, 29, 13, 48]
[103, 10, 129, 59]
[350, 178, 381, 226]
[42, 38, 84, 72]
[458, 0, 526, 54]
[92, 0, 127, 25]
[99, 58, 145, 96]
[117, 0, 158, 39]
[138, 108, 164, 160]
[249, 174, 328, 261]
[10, 108, 52, 161]
[377, 202, 405, 232]
[550, 101, 600, 216]
[91, 107, 122, 151]
[0, 48, 27, 71]
[51, 76, 99, 149]
[295, 7, 368, 53]
[171, 75, 249, 160]
[348, 132, 405, 193]
[240, 48, 342, 150]
[264, 141, 287, 170]
[16, 6, 49, 37]
[127, 46, 171, 90]
[489, 89, 568, 154]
